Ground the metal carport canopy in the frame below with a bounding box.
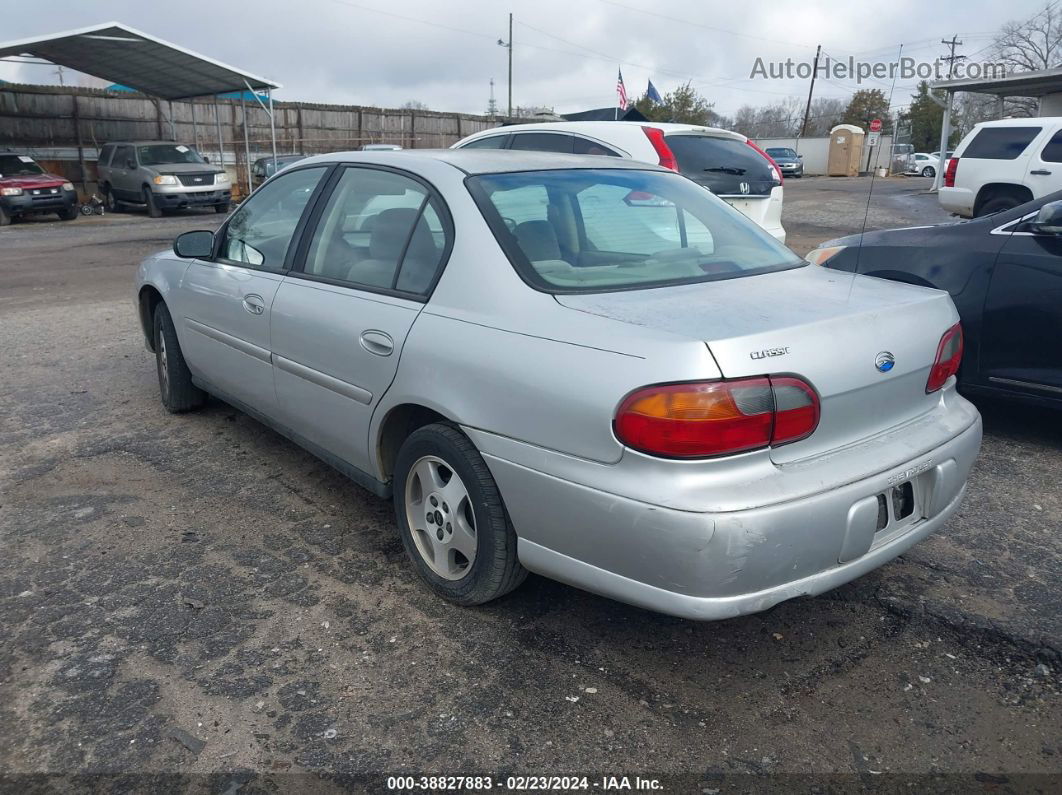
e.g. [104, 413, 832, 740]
[0, 21, 279, 99]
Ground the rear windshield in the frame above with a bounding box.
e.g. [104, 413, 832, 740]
[0, 154, 45, 177]
[137, 144, 206, 166]
[962, 127, 1041, 160]
[665, 134, 775, 195]
[468, 168, 803, 293]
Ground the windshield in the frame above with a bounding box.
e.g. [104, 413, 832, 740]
[137, 144, 207, 166]
[468, 168, 803, 293]
[766, 148, 796, 158]
[0, 154, 46, 177]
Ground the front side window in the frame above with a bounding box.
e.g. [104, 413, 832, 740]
[963, 127, 1041, 160]
[137, 144, 207, 166]
[98, 145, 115, 167]
[221, 166, 327, 269]
[301, 167, 448, 294]
[469, 168, 802, 292]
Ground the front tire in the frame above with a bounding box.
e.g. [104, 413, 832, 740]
[393, 423, 526, 606]
[153, 303, 206, 413]
[58, 206, 78, 221]
[0, 206, 10, 226]
[921, 166, 936, 178]
[143, 187, 162, 218]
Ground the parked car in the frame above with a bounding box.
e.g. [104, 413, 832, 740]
[764, 146, 803, 177]
[940, 117, 1062, 217]
[97, 141, 231, 217]
[0, 151, 78, 225]
[906, 152, 941, 178]
[251, 154, 307, 190]
[453, 121, 787, 243]
[808, 190, 1062, 408]
[136, 149, 981, 620]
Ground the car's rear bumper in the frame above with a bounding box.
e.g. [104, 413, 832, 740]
[478, 398, 981, 620]
[1, 189, 76, 216]
[939, 186, 974, 217]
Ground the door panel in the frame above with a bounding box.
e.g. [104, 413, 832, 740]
[980, 231, 1062, 393]
[271, 282, 421, 472]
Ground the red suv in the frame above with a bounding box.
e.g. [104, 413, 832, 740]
[0, 152, 78, 225]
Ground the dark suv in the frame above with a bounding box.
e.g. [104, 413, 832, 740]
[0, 152, 78, 225]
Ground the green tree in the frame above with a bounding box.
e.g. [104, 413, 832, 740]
[841, 89, 892, 133]
[633, 82, 724, 126]
[905, 81, 948, 151]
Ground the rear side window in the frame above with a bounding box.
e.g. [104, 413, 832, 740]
[460, 135, 509, 149]
[572, 137, 621, 157]
[509, 133, 574, 153]
[301, 167, 448, 295]
[1041, 130, 1062, 163]
[665, 135, 774, 195]
[962, 127, 1041, 160]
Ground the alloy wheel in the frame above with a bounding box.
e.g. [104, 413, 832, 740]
[404, 455, 477, 580]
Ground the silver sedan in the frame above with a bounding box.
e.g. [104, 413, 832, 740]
[135, 149, 982, 620]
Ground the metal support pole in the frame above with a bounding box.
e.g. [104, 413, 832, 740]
[242, 99, 252, 196]
[191, 100, 199, 151]
[72, 94, 87, 193]
[933, 90, 953, 192]
[168, 100, 176, 140]
[268, 88, 277, 171]
[213, 96, 223, 170]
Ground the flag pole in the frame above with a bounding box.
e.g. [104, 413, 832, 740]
[615, 65, 619, 120]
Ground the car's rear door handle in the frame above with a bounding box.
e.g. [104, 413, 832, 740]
[1030, 169, 1052, 175]
[359, 329, 394, 356]
[242, 294, 265, 315]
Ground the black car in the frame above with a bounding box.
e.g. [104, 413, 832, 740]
[765, 147, 803, 178]
[808, 192, 1062, 408]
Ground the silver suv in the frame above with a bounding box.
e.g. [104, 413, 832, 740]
[97, 141, 231, 217]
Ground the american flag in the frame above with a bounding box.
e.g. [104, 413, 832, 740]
[616, 68, 629, 111]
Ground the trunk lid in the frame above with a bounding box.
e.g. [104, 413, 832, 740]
[556, 266, 958, 463]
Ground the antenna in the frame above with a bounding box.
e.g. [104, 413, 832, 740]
[487, 78, 498, 118]
[854, 43, 902, 274]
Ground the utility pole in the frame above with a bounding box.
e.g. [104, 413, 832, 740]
[487, 78, 498, 118]
[497, 14, 513, 117]
[940, 35, 965, 79]
[800, 45, 821, 137]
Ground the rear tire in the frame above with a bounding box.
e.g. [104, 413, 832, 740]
[393, 423, 527, 606]
[921, 166, 935, 178]
[104, 185, 122, 213]
[977, 195, 1023, 217]
[143, 187, 162, 218]
[153, 303, 206, 413]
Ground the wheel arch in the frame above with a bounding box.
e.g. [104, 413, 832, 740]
[973, 182, 1032, 216]
[137, 285, 164, 352]
[376, 402, 455, 483]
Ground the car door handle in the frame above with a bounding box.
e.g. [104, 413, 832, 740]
[1030, 169, 1052, 175]
[359, 330, 394, 356]
[242, 294, 265, 315]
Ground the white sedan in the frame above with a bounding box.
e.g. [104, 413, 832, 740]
[906, 152, 941, 178]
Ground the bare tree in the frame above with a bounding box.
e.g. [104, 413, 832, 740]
[990, 2, 1062, 115]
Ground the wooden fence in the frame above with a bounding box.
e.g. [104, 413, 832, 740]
[0, 83, 501, 197]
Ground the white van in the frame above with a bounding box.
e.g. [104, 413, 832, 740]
[940, 118, 1062, 217]
[453, 122, 786, 243]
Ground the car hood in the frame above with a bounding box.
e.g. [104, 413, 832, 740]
[556, 265, 960, 462]
[772, 157, 800, 164]
[0, 173, 67, 188]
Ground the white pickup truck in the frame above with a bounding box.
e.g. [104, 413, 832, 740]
[939, 117, 1062, 217]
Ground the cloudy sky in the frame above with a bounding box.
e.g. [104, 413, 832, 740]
[0, 0, 1038, 117]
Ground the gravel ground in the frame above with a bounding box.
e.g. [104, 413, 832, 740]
[0, 197, 1059, 793]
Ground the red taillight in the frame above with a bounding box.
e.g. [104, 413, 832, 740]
[746, 139, 783, 185]
[641, 126, 678, 171]
[926, 323, 963, 393]
[614, 376, 819, 459]
[943, 157, 958, 188]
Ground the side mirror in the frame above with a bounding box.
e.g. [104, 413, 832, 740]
[173, 230, 215, 259]
[1030, 201, 1062, 235]
[798, 154, 803, 159]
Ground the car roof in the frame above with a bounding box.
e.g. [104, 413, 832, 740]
[102, 140, 192, 147]
[460, 120, 747, 142]
[294, 148, 670, 175]
[972, 118, 1061, 128]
